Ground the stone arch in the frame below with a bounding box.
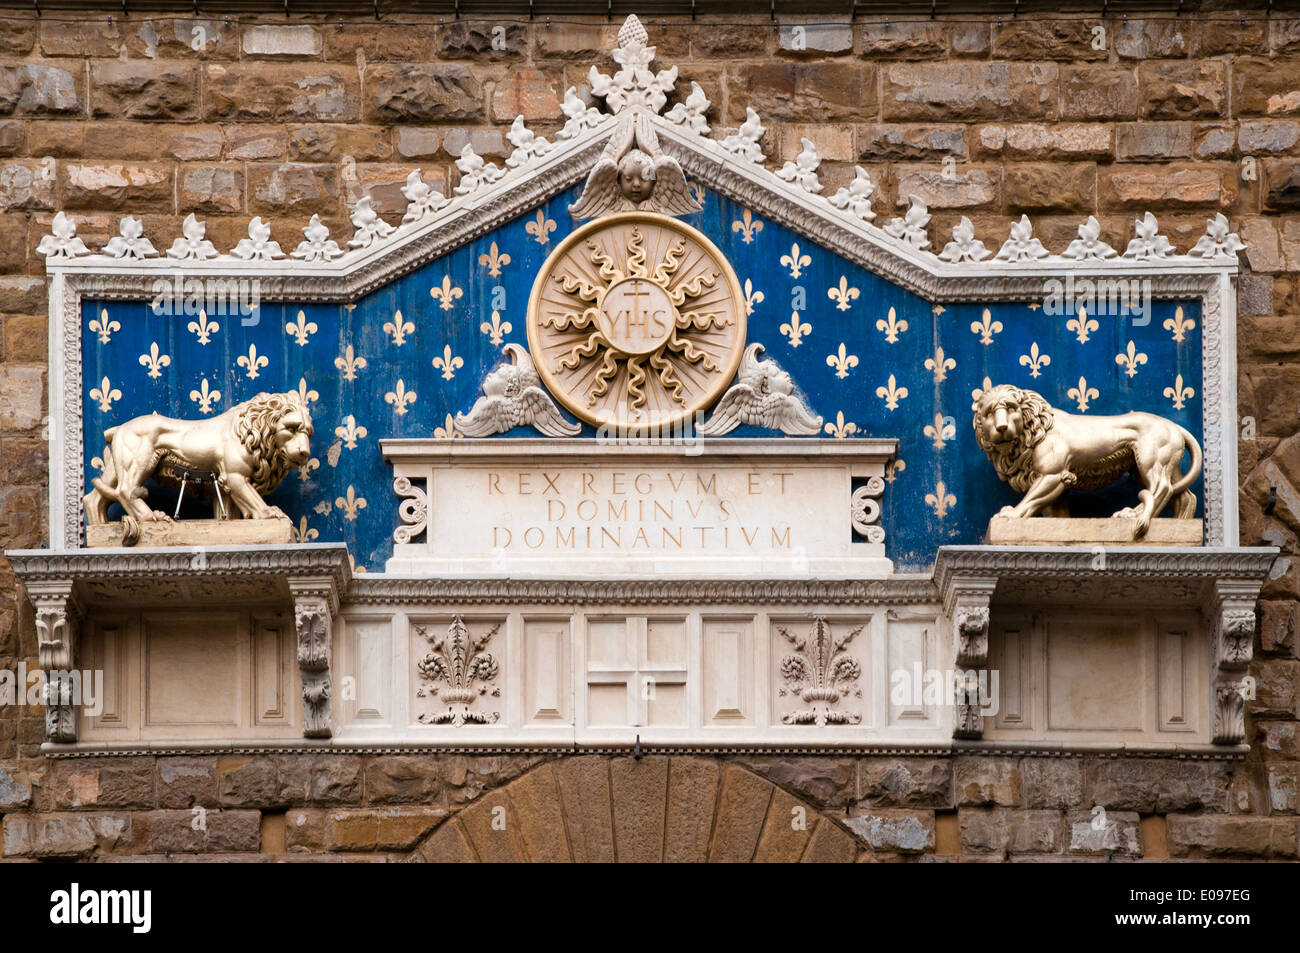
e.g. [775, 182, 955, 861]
[406, 755, 863, 862]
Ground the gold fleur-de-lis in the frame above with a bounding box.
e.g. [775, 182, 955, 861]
[779, 243, 811, 279]
[875, 374, 908, 411]
[876, 307, 908, 343]
[237, 343, 269, 380]
[334, 344, 367, 381]
[434, 413, 462, 439]
[1068, 377, 1099, 412]
[925, 346, 956, 382]
[478, 241, 512, 277]
[885, 459, 906, 483]
[925, 481, 956, 519]
[970, 308, 1002, 346]
[1115, 340, 1148, 378]
[296, 456, 319, 482]
[89, 309, 120, 345]
[827, 276, 859, 312]
[823, 411, 859, 439]
[430, 275, 464, 311]
[826, 343, 859, 379]
[188, 310, 219, 345]
[89, 376, 121, 413]
[334, 414, 368, 449]
[432, 344, 464, 381]
[480, 310, 512, 347]
[1164, 306, 1195, 343]
[923, 413, 956, 450]
[1067, 307, 1099, 344]
[732, 208, 763, 244]
[1164, 374, 1195, 410]
[290, 516, 319, 543]
[525, 209, 557, 244]
[286, 310, 317, 346]
[971, 375, 994, 409]
[689, 181, 706, 205]
[189, 378, 221, 414]
[384, 309, 415, 347]
[297, 377, 319, 405]
[137, 342, 170, 379]
[385, 379, 416, 415]
[743, 279, 764, 316]
[780, 313, 811, 348]
[1019, 342, 1051, 379]
[335, 485, 367, 521]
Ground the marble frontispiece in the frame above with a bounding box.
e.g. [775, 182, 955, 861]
[17, 14, 1271, 752]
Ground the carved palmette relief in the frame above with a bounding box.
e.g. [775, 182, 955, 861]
[415, 616, 502, 726]
[775, 617, 863, 727]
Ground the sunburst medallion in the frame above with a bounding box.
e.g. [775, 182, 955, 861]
[526, 212, 746, 428]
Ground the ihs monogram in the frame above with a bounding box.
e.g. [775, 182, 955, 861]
[527, 212, 746, 428]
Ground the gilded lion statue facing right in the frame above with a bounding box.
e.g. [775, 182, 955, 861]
[973, 384, 1202, 538]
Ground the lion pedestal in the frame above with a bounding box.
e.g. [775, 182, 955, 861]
[82, 390, 312, 548]
[986, 514, 1203, 546]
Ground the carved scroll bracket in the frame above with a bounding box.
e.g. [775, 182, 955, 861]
[941, 575, 997, 741]
[289, 575, 341, 740]
[1209, 578, 1263, 746]
[25, 579, 83, 743]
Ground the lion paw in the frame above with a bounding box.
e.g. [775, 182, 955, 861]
[998, 506, 1017, 517]
[142, 510, 173, 523]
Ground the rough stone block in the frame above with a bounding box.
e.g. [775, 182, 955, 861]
[884, 62, 1057, 122]
[844, 808, 934, 853]
[365, 65, 484, 123]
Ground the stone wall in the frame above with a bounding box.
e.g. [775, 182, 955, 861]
[1, 10, 1299, 860]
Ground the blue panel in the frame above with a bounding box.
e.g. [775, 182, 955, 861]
[83, 185, 1203, 572]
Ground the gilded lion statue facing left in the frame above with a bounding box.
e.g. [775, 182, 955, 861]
[84, 391, 313, 546]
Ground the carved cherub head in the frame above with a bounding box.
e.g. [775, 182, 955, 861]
[617, 149, 656, 203]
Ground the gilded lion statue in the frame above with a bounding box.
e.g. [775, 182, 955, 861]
[84, 391, 313, 545]
[973, 384, 1201, 538]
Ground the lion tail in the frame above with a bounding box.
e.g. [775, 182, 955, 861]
[120, 514, 140, 547]
[1170, 424, 1203, 497]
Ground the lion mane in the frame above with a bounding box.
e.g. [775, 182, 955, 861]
[233, 391, 308, 494]
[973, 385, 1055, 494]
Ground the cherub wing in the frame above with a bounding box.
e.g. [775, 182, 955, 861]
[454, 396, 512, 437]
[568, 159, 625, 220]
[772, 396, 824, 436]
[518, 387, 581, 437]
[696, 384, 756, 436]
[649, 157, 702, 216]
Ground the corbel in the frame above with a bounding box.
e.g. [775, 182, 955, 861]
[288, 575, 341, 739]
[25, 579, 83, 743]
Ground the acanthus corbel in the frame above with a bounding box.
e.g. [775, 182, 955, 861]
[26, 579, 82, 743]
[942, 576, 996, 741]
[1209, 579, 1263, 746]
[289, 576, 339, 739]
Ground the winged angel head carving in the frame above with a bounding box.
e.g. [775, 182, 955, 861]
[569, 111, 702, 220]
[697, 343, 823, 436]
[454, 343, 581, 438]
